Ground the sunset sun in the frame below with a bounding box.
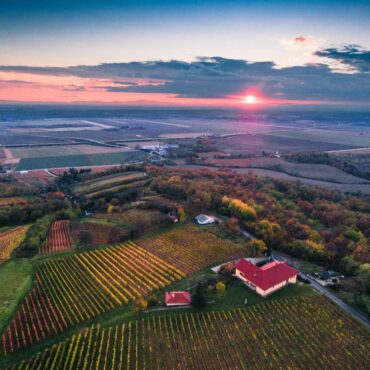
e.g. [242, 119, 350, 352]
[244, 95, 257, 104]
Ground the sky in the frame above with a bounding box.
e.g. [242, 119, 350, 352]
[0, 0, 370, 107]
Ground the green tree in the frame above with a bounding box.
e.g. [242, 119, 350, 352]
[191, 283, 206, 310]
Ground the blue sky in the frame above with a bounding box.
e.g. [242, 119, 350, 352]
[0, 0, 369, 106]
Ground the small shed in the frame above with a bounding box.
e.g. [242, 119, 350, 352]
[165, 291, 191, 306]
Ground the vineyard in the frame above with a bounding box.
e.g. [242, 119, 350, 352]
[138, 225, 244, 274]
[1, 243, 184, 356]
[5, 296, 370, 369]
[40, 221, 73, 254]
[74, 172, 148, 199]
[97, 209, 167, 228]
[0, 226, 29, 265]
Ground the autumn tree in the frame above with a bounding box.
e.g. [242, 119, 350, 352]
[246, 239, 268, 256]
[177, 206, 186, 222]
[216, 281, 226, 295]
[135, 297, 148, 311]
[223, 217, 240, 236]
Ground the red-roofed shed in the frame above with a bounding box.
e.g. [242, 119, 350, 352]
[165, 291, 191, 306]
[235, 259, 299, 297]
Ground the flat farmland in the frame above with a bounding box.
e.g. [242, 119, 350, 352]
[16, 151, 147, 171]
[214, 133, 358, 155]
[10, 144, 131, 159]
[267, 128, 370, 147]
[200, 156, 370, 184]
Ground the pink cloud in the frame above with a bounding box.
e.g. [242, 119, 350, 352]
[293, 36, 307, 44]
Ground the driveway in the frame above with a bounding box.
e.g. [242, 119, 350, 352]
[272, 251, 370, 330]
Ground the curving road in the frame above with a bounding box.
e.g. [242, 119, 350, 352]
[272, 252, 370, 329]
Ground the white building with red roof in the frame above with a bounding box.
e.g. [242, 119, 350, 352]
[235, 259, 299, 297]
[165, 291, 191, 306]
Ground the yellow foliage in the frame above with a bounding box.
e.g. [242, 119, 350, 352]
[0, 225, 29, 264]
[168, 176, 182, 184]
[135, 297, 148, 311]
[216, 281, 226, 295]
[305, 240, 325, 252]
[177, 206, 186, 222]
[222, 196, 256, 219]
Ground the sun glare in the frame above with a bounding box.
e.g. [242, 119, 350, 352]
[244, 95, 257, 104]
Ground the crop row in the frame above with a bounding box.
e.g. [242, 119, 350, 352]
[138, 225, 244, 274]
[0, 226, 29, 265]
[40, 220, 73, 254]
[74, 172, 147, 195]
[6, 296, 370, 369]
[1, 243, 184, 356]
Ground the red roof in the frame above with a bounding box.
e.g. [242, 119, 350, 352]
[165, 291, 191, 305]
[235, 259, 298, 291]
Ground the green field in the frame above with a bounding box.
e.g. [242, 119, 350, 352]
[16, 151, 148, 171]
[0, 259, 34, 333]
[10, 144, 130, 159]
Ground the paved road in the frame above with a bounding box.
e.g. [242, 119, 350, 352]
[272, 252, 370, 329]
[307, 276, 370, 329]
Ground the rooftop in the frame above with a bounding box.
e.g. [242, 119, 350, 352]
[236, 259, 299, 291]
[165, 291, 191, 305]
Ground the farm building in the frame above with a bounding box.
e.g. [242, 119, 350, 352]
[195, 214, 215, 225]
[165, 291, 191, 306]
[235, 259, 298, 297]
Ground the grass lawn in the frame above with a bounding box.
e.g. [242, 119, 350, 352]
[0, 259, 35, 333]
[152, 265, 317, 313]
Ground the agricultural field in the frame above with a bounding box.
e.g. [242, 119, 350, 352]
[0, 148, 5, 164]
[0, 198, 28, 208]
[138, 225, 244, 274]
[74, 171, 147, 196]
[40, 221, 73, 255]
[97, 209, 167, 229]
[268, 128, 370, 147]
[4, 296, 370, 369]
[16, 151, 148, 171]
[10, 144, 131, 159]
[70, 220, 124, 246]
[49, 165, 119, 176]
[84, 180, 148, 201]
[214, 133, 358, 155]
[0, 226, 29, 265]
[198, 156, 370, 184]
[0, 242, 183, 355]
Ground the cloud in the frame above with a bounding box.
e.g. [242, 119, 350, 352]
[293, 36, 307, 44]
[0, 50, 369, 104]
[281, 35, 319, 51]
[62, 84, 86, 92]
[315, 45, 370, 72]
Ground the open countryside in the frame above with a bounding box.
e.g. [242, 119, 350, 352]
[1, 0, 370, 368]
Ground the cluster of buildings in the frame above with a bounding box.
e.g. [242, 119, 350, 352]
[141, 144, 179, 157]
